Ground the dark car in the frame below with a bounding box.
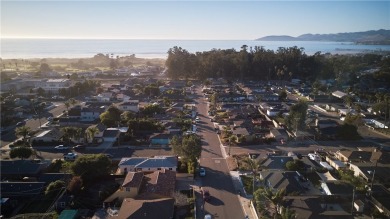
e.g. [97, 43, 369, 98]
[202, 189, 210, 201]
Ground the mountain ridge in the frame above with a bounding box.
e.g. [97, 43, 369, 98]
[256, 29, 390, 45]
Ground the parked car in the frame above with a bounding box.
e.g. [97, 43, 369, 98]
[73, 144, 86, 150]
[16, 121, 26, 127]
[64, 152, 78, 161]
[55, 145, 69, 150]
[199, 167, 206, 177]
[202, 189, 211, 201]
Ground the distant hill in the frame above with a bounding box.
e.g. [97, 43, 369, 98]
[256, 29, 390, 45]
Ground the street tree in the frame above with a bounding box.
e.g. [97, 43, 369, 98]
[171, 135, 201, 162]
[10, 147, 33, 160]
[285, 100, 308, 133]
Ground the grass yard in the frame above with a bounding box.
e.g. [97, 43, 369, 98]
[240, 175, 255, 195]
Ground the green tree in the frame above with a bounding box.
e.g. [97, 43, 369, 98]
[15, 126, 31, 144]
[285, 100, 308, 133]
[45, 180, 65, 198]
[86, 126, 99, 143]
[10, 147, 33, 160]
[100, 105, 122, 127]
[285, 160, 305, 171]
[337, 124, 361, 140]
[39, 63, 52, 73]
[70, 154, 111, 183]
[279, 90, 288, 101]
[171, 135, 201, 162]
[254, 187, 286, 218]
[279, 206, 296, 219]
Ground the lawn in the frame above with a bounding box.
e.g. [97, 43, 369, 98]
[240, 175, 254, 195]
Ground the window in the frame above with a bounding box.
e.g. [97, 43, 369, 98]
[59, 202, 66, 208]
[157, 168, 161, 170]
[126, 187, 130, 192]
[169, 168, 172, 170]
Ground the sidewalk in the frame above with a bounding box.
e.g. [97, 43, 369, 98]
[217, 132, 258, 218]
[230, 171, 258, 219]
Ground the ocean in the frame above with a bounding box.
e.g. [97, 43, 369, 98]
[2, 38, 390, 59]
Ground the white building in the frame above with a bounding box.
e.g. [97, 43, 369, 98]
[36, 79, 72, 93]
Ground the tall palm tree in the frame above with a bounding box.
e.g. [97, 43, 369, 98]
[15, 126, 31, 144]
[228, 135, 237, 156]
[242, 157, 262, 194]
[255, 187, 286, 218]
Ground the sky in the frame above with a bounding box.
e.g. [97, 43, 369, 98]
[1, 1, 389, 40]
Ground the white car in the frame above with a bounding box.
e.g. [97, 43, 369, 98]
[64, 152, 78, 161]
[55, 145, 69, 150]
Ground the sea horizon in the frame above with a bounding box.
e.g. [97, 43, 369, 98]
[2, 38, 390, 60]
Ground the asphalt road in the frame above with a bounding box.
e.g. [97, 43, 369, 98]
[194, 88, 245, 219]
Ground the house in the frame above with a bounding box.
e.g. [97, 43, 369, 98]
[1, 160, 50, 179]
[269, 128, 289, 143]
[334, 150, 383, 163]
[116, 101, 139, 112]
[231, 127, 253, 142]
[315, 119, 339, 129]
[118, 156, 178, 174]
[87, 123, 106, 141]
[96, 92, 113, 102]
[31, 128, 63, 143]
[103, 128, 121, 143]
[36, 79, 72, 94]
[105, 172, 145, 203]
[116, 194, 175, 219]
[371, 184, 390, 216]
[260, 171, 305, 194]
[141, 169, 176, 196]
[150, 133, 171, 145]
[348, 162, 390, 183]
[81, 106, 105, 122]
[321, 181, 354, 197]
[261, 156, 294, 170]
[0, 182, 45, 197]
[38, 173, 72, 185]
[332, 91, 347, 99]
[283, 196, 353, 219]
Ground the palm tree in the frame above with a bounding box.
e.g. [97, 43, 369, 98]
[242, 157, 262, 194]
[15, 126, 31, 144]
[228, 135, 237, 156]
[280, 206, 296, 219]
[86, 127, 99, 144]
[255, 187, 286, 218]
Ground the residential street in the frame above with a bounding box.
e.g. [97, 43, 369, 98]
[194, 87, 245, 219]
